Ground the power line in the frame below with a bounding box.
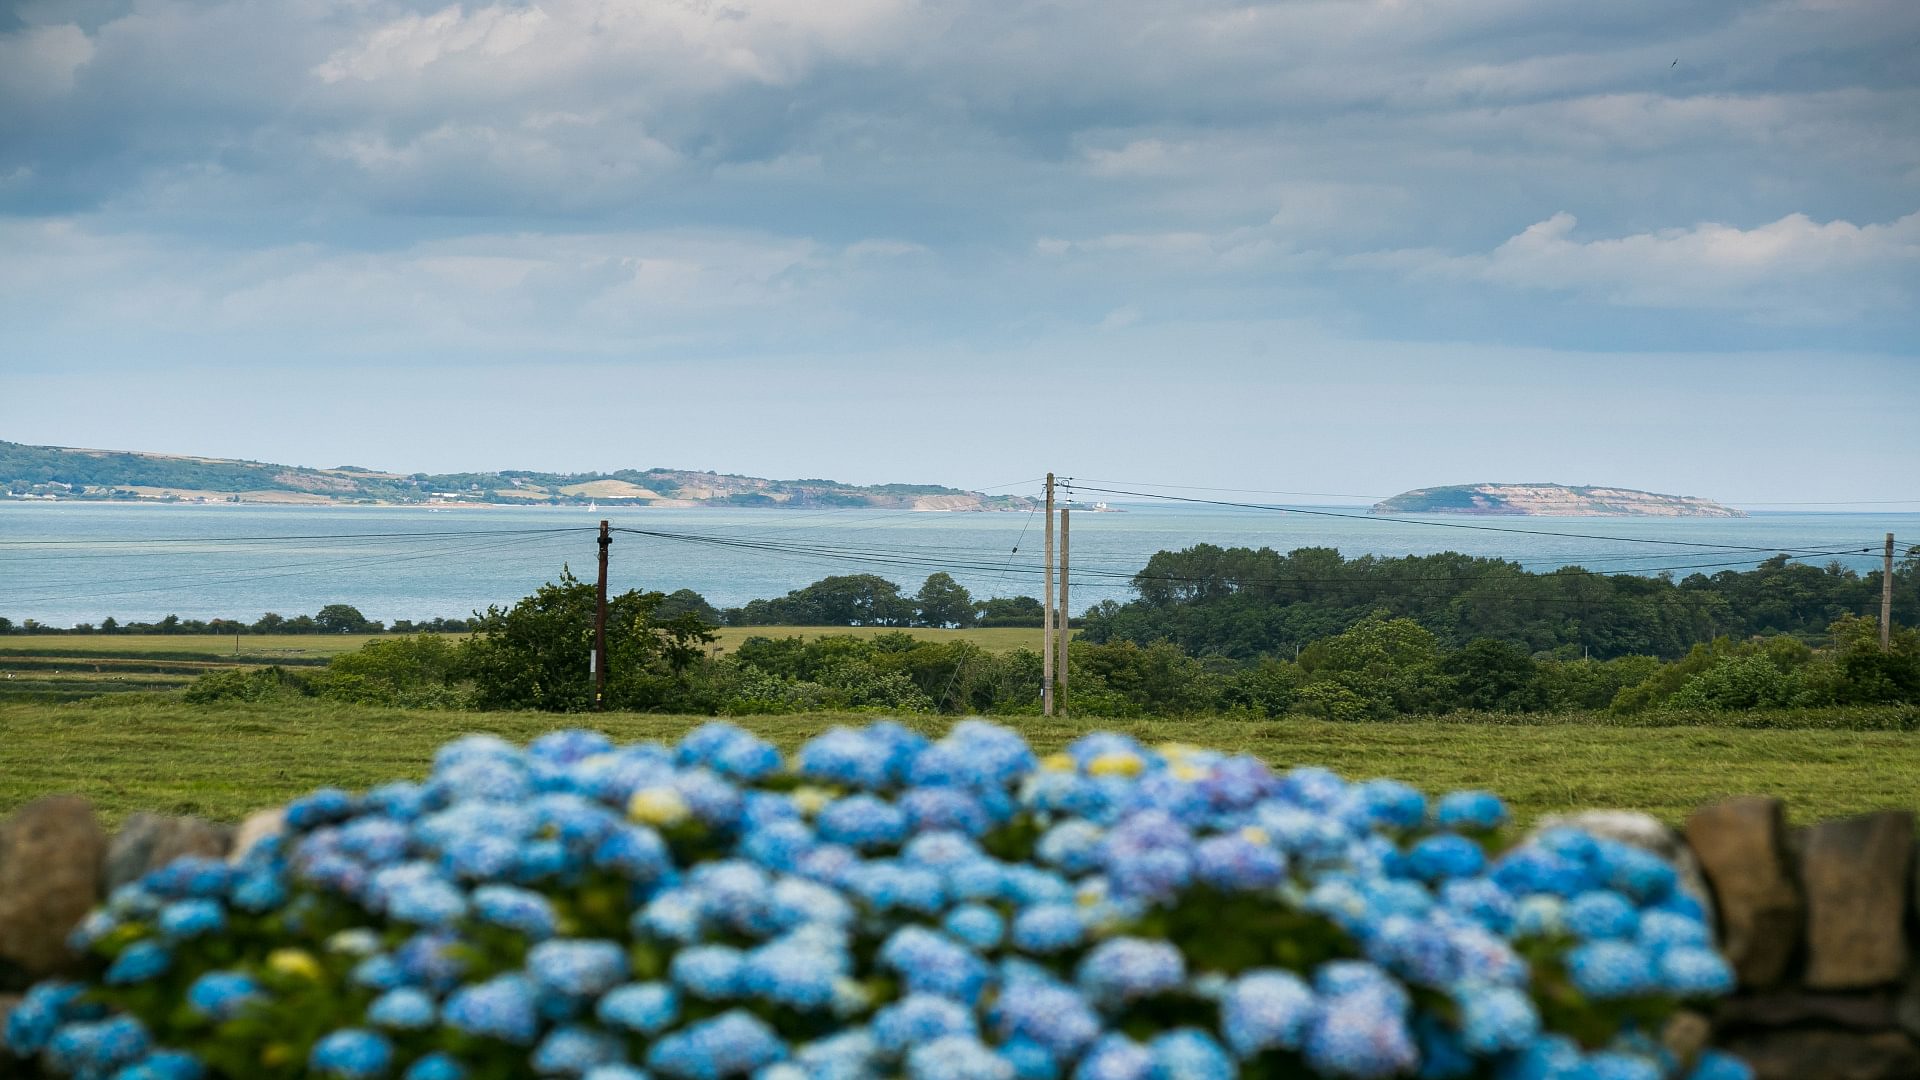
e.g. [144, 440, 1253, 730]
[0, 526, 593, 548]
[1064, 483, 1886, 553]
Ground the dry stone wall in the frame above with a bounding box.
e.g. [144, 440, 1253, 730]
[0, 794, 1916, 1078]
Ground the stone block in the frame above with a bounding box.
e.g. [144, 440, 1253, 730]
[1685, 797, 1802, 988]
[1717, 990, 1896, 1031]
[229, 808, 285, 864]
[1803, 811, 1913, 990]
[0, 992, 21, 1071]
[1722, 1030, 1920, 1080]
[0, 797, 105, 981]
[103, 813, 231, 892]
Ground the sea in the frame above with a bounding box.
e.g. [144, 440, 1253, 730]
[0, 502, 1912, 627]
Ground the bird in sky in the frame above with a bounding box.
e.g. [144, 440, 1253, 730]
[1672, 59, 1679, 67]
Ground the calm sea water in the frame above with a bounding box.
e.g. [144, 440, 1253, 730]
[0, 502, 1911, 626]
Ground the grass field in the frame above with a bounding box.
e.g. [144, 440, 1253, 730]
[3, 697, 1914, 829]
[0, 627, 1055, 704]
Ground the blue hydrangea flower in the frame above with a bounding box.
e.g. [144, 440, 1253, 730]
[817, 795, 910, 850]
[1434, 791, 1509, 832]
[1077, 938, 1185, 1007]
[46, 1015, 152, 1075]
[286, 787, 356, 829]
[309, 1029, 393, 1079]
[1009, 904, 1085, 954]
[908, 1034, 1015, 1080]
[672, 945, 747, 1000]
[110, 1048, 208, 1080]
[874, 994, 978, 1054]
[533, 1025, 625, 1075]
[473, 884, 559, 939]
[444, 974, 540, 1044]
[1074, 1034, 1156, 1080]
[105, 940, 172, 985]
[1566, 891, 1640, 941]
[646, 1010, 787, 1079]
[529, 939, 630, 999]
[598, 982, 680, 1034]
[943, 904, 1006, 951]
[156, 898, 226, 940]
[881, 926, 990, 1004]
[1658, 946, 1736, 996]
[1406, 834, 1486, 882]
[186, 971, 263, 1020]
[1566, 941, 1658, 1000]
[1456, 985, 1540, 1054]
[1219, 970, 1315, 1057]
[367, 987, 437, 1030]
[403, 1054, 468, 1080]
[1193, 833, 1287, 891]
[1149, 1029, 1236, 1080]
[1303, 990, 1418, 1080]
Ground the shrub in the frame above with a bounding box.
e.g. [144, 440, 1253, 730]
[180, 666, 309, 704]
[8, 722, 1748, 1080]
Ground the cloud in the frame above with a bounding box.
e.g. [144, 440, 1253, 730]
[0, 22, 94, 99]
[0, 0, 1915, 360]
[1363, 210, 1920, 318]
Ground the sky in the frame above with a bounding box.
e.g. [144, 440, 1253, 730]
[0, 0, 1916, 507]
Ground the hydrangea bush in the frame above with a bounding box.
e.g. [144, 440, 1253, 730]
[6, 720, 1751, 1080]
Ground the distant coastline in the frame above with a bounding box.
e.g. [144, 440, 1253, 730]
[0, 440, 1037, 512]
[1374, 483, 1744, 518]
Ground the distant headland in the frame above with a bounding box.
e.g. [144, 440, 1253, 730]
[0, 440, 1037, 512]
[1374, 483, 1744, 518]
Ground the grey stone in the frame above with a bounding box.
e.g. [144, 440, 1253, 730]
[0, 797, 105, 980]
[103, 813, 230, 892]
[1536, 809, 1715, 931]
[228, 808, 285, 864]
[1685, 797, 1802, 988]
[1718, 990, 1896, 1031]
[1803, 811, 1913, 990]
[1662, 1010, 1712, 1062]
[1895, 972, 1920, 1042]
[0, 992, 21, 1070]
[1721, 1030, 1920, 1080]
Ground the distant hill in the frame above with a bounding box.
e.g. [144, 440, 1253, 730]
[0, 441, 1037, 511]
[1374, 483, 1743, 518]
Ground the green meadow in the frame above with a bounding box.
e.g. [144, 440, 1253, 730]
[3, 697, 1915, 829]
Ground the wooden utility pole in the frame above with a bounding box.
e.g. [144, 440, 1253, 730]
[594, 519, 610, 710]
[1042, 474, 1055, 717]
[1883, 532, 1896, 653]
[1058, 505, 1070, 710]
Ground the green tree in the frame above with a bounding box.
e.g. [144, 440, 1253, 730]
[1440, 638, 1546, 713]
[1298, 614, 1452, 719]
[316, 604, 376, 634]
[975, 595, 1044, 627]
[462, 569, 716, 712]
[915, 573, 977, 628]
[733, 574, 913, 626]
[657, 589, 722, 625]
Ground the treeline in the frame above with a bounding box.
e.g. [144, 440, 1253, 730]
[0, 573, 1040, 637]
[0, 606, 473, 636]
[184, 571, 1920, 722]
[12, 544, 1914, 659]
[1080, 545, 1918, 661]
